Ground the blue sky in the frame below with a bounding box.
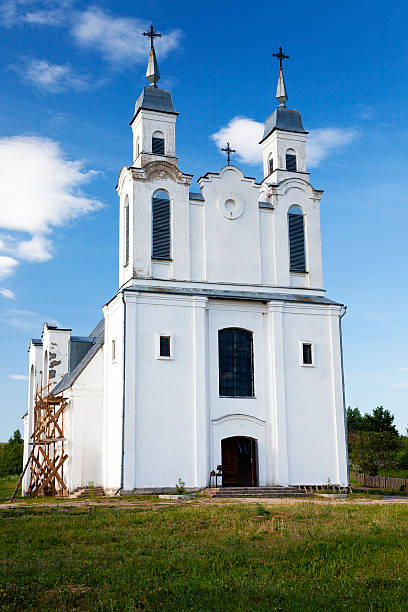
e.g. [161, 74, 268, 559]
[0, 0, 407, 439]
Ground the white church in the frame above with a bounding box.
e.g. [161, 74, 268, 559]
[23, 34, 349, 495]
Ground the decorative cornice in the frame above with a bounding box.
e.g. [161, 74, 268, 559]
[130, 160, 192, 185]
[212, 413, 266, 426]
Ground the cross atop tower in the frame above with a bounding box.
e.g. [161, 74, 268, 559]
[143, 24, 162, 49]
[221, 142, 236, 165]
[272, 46, 289, 69]
[143, 25, 161, 87]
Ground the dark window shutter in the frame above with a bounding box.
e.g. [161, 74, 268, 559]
[152, 194, 171, 259]
[124, 203, 129, 266]
[152, 137, 165, 155]
[288, 212, 306, 272]
[218, 328, 254, 397]
[269, 158, 273, 174]
[286, 154, 297, 171]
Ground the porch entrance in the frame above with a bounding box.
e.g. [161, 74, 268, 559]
[221, 436, 257, 487]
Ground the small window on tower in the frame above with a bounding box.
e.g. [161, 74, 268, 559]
[156, 334, 173, 359]
[286, 150, 297, 171]
[112, 339, 117, 362]
[152, 131, 165, 155]
[269, 157, 273, 174]
[302, 343, 313, 366]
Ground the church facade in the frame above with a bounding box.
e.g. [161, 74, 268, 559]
[22, 38, 349, 494]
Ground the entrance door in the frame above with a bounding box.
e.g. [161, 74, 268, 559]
[221, 437, 257, 487]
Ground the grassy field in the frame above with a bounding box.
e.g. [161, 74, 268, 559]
[0, 501, 407, 611]
[0, 475, 21, 501]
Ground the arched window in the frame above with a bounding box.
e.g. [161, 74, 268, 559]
[29, 364, 35, 409]
[286, 149, 297, 171]
[124, 196, 129, 266]
[288, 205, 306, 272]
[136, 137, 140, 158]
[152, 131, 165, 155]
[152, 189, 171, 259]
[268, 155, 274, 174]
[218, 328, 254, 397]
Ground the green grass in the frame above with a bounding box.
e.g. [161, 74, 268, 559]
[0, 475, 21, 501]
[1, 503, 408, 610]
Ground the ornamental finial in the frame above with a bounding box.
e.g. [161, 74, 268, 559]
[143, 25, 162, 87]
[272, 46, 289, 106]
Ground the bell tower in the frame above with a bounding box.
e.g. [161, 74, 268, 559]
[129, 25, 179, 168]
[260, 47, 309, 183]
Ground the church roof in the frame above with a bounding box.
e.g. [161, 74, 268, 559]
[51, 319, 104, 395]
[260, 106, 308, 143]
[130, 87, 178, 124]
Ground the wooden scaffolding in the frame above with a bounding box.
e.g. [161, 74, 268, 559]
[14, 386, 68, 499]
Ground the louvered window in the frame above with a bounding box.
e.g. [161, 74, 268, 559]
[269, 157, 273, 174]
[286, 153, 297, 171]
[152, 190, 171, 259]
[288, 205, 306, 272]
[218, 328, 254, 397]
[152, 136, 165, 155]
[124, 197, 129, 266]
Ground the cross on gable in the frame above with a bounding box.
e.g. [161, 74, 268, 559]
[273, 46, 289, 69]
[221, 142, 236, 165]
[143, 24, 162, 49]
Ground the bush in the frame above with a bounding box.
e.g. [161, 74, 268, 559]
[350, 431, 400, 476]
[396, 448, 408, 470]
[0, 430, 23, 477]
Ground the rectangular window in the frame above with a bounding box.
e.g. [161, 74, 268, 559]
[286, 153, 297, 171]
[152, 137, 165, 155]
[112, 339, 116, 362]
[124, 203, 129, 266]
[152, 195, 171, 259]
[302, 343, 313, 365]
[159, 336, 171, 358]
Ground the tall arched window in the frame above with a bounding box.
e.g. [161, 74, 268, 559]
[268, 155, 274, 174]
[152, 189, 171, 259]
[136, 137, 140, 158]
[43, 350, 49, 391]
[152, 131, 165, 155]
[288, 205, 306, 272]
[286, 149, 297, 171]
[218, 328, 254, 397]
[29, 364, 35, 409]
[124, 196, 129, 266]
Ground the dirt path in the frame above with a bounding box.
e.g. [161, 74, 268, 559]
[1, 494, 408, 511]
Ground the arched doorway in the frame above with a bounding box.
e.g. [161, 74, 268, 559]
[221, 437, 257, 487]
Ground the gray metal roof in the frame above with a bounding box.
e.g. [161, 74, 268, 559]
[31, 338, 43, 345]
[130, 87, 178, 124]
[52, 319, 105, 395]
[189, 192, 205, 201]
[260, 106, 308, 143]
[124, 284, 343, 307]
[259, 201, 273, 209]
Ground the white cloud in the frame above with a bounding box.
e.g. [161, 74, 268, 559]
[211, 117, 264, 165]
[0, 288, 15, 299]
[307, 128, 357, 168]
[8, 374, 28, 380]
[0, 136, 102, 281]
[0, 1, 74, 27]
[211, 117, 357, 168]
[18, 59, 91, 92]
[72, 7, 181, 64]
[5, 309, 59, 330]
[0, 136, 102, 234]
[0, 256, 19, 280]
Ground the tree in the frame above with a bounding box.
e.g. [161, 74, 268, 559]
[349, 431, 400, 475]
[363, 406, 398, 435]
[0, 430, 24, 477]
[346, 407, 364, 432]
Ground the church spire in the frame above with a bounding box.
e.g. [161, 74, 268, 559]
[143, 24, 161, 87]
[272, 46, 289, 107]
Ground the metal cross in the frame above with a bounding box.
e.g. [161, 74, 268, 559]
[143, 24, 162, 49]
[273, 46, 289, 69]
[221, 142, 236, 165]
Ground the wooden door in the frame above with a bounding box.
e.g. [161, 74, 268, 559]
[221, 438, 239, 486]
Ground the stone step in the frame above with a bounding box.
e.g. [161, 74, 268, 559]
[214, 486, 313, 498]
